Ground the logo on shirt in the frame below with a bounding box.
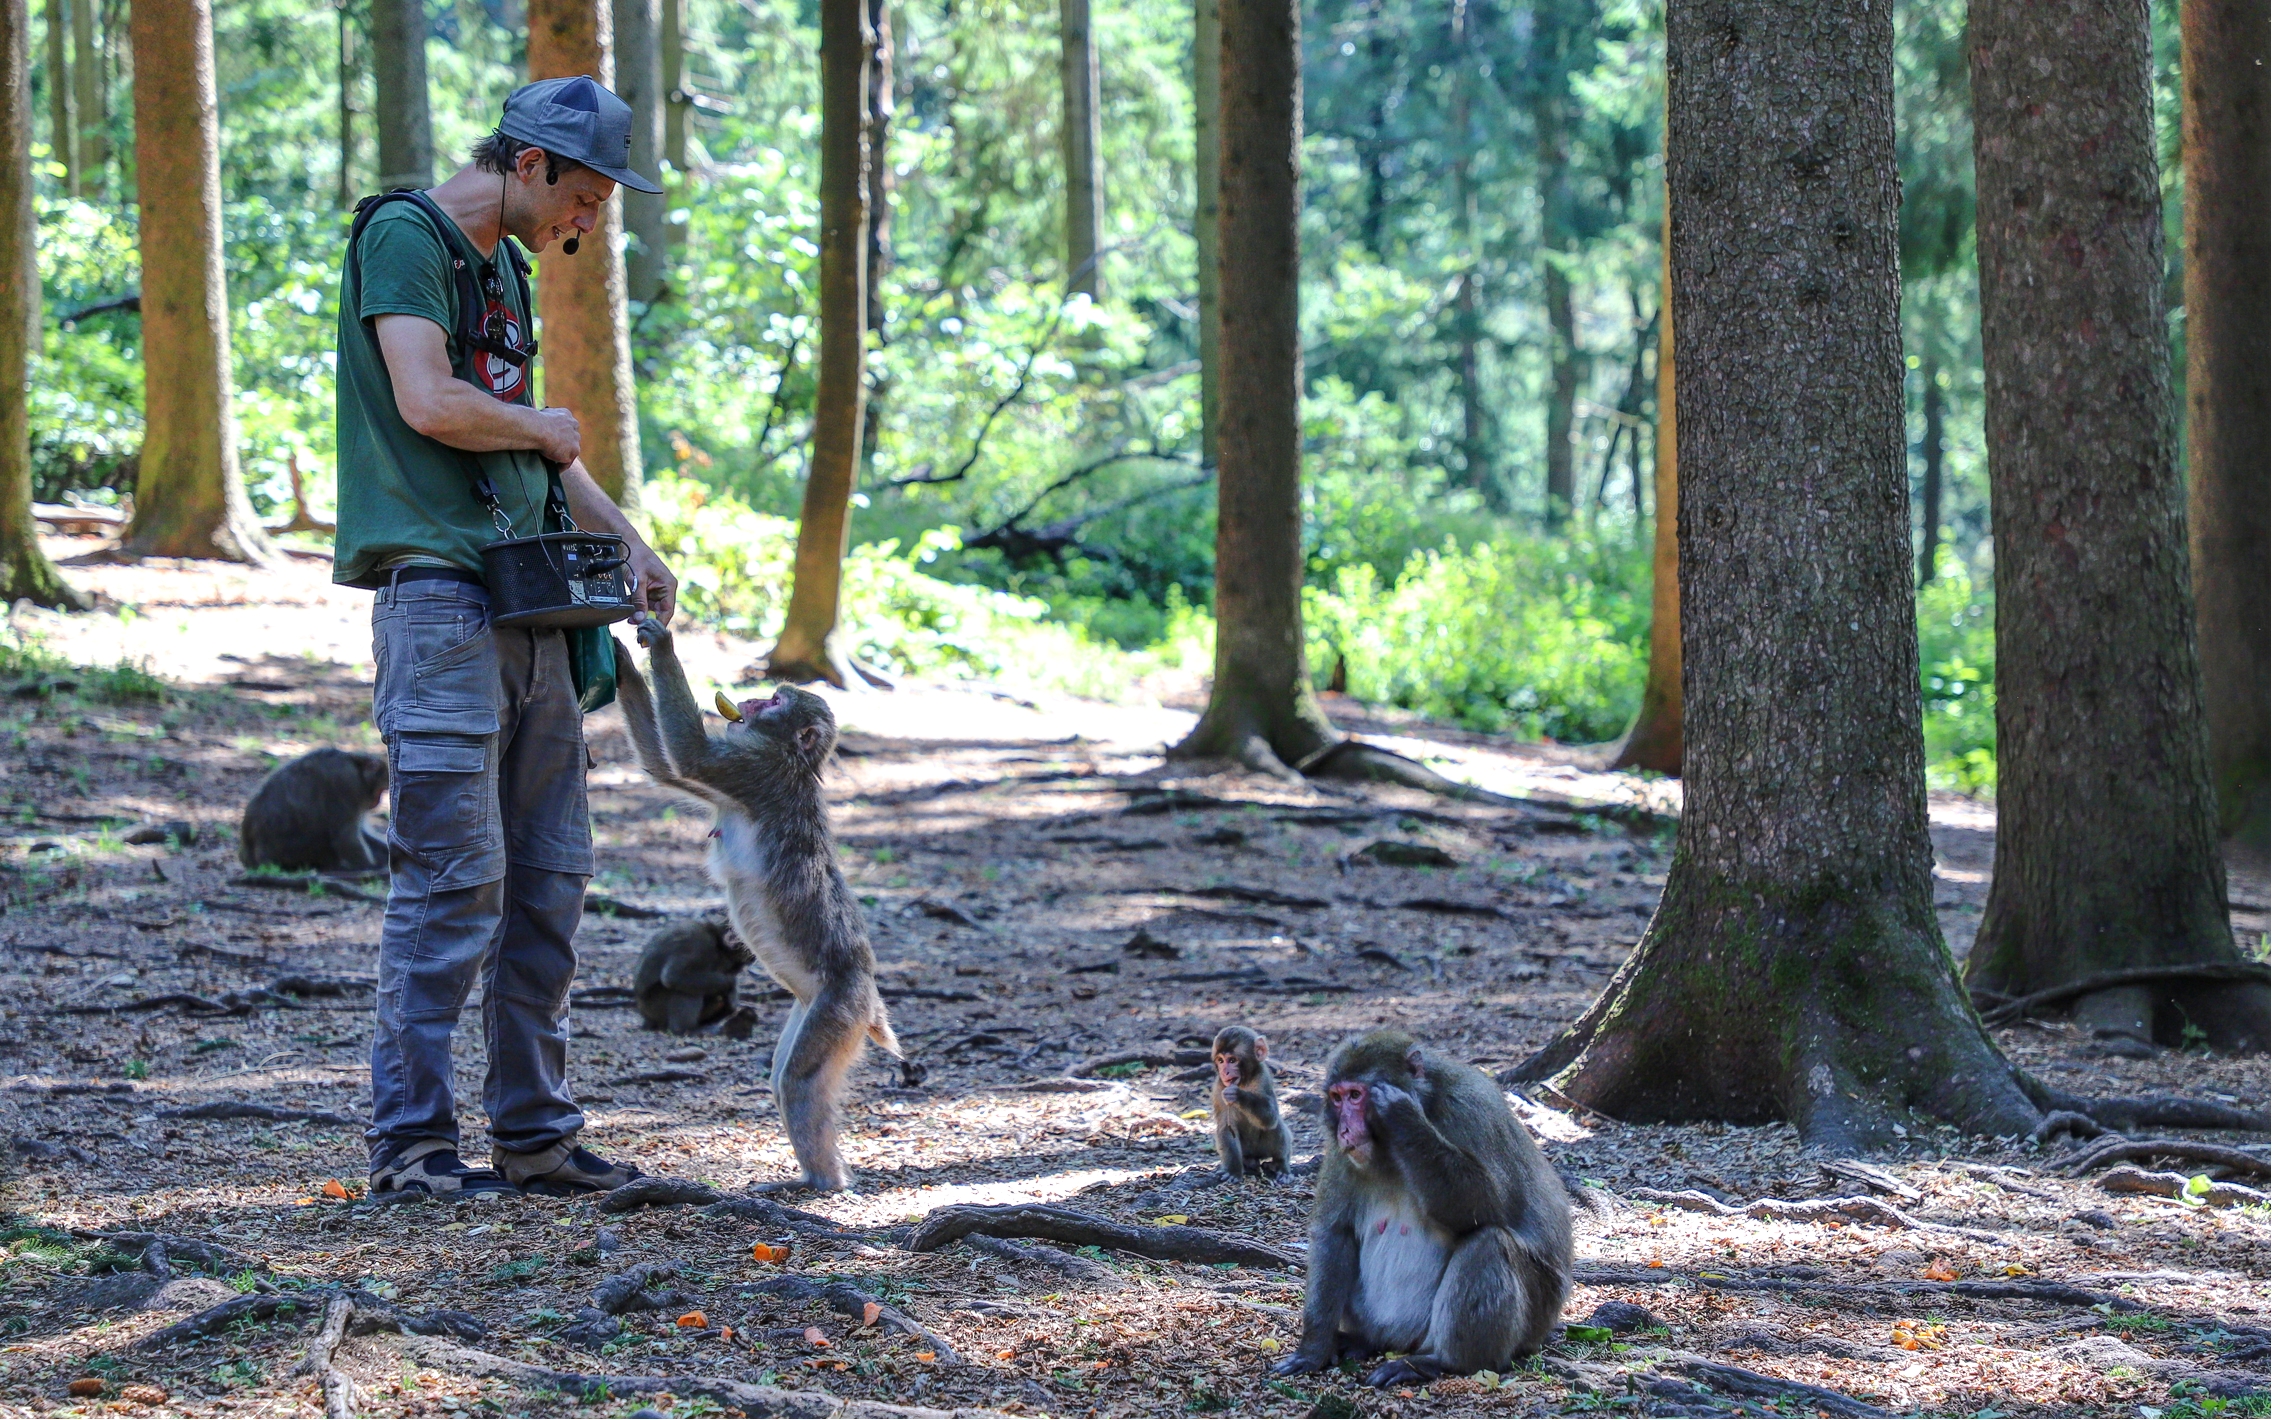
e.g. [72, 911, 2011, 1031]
[476, 295, 528, 403]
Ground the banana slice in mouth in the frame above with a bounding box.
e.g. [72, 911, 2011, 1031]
[715, 690, 744, 722]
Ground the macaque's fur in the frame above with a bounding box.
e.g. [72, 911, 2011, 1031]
[611, 625, 899, 1191]
[239, 748, 389, 873]
[1273, 1029, 1572, 1387]
[634, 918, 758, 1035]
[1211, 1025, 1292, 1177]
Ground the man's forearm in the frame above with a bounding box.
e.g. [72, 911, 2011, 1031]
[415, 379, 562, 453]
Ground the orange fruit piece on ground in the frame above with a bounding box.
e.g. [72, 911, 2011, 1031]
[66, 1379, 102, 1397]
[321, 1179, 350, 1199]
[915, 1352, 936, 1363]
[805, 1326, 830, 1348]
[676, 1311, 707, 1329]
[862, 1301, 882, 1326]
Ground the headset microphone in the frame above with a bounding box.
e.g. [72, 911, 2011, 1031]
[562, 235, 580, 255]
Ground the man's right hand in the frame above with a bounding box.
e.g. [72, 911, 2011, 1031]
[533, 406, 582, 468]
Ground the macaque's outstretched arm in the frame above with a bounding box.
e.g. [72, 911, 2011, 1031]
[630, 620, 723, 785]
[612, 636, 723, 808]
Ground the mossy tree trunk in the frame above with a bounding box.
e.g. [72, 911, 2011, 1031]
[528, 0, 643, 505]
[1, 0, 85, 607]
[122, 0, 272, 564]
[68, 0, 99, 194]
[1518, 0, 2045, 1151]
[1609, 205, 1679, 774]
[1192, 0, 1219, 469]
[1166, 0, 1337, 778]
[2180, 0, 2269, 851]
[1058, 0, 1100, 296]
[1966, 0, 2263, 1050]
[368, 0, 431, 191]
[44, 0, 73, 197]
[766, 0, 870, 688]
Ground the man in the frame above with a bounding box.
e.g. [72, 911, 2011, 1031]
[335, 76, 678, 1199]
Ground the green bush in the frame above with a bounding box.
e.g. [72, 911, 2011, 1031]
[1916, 549, 1997, 793]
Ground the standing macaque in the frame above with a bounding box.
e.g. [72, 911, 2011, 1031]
[611, 621, 900, 1191]
[1271, 1029, 1572, 1386]
[634, 918, 759, 1035]
[1211, 1025, 1292, 1177]
[238, 748, 389, 873]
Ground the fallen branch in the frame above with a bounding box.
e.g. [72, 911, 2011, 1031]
[1978, 962, 2270, 1026]
[1818, 1159, 1923, 1203]
[745, 1274, 964, 1364]
[2097, 1166, 2268, 1208]
[295, 1295, 359, 1419]
[1667, 1354, 1887, 1419]
[1631, 1188, 1998, 1239]
[2058, 1136, 2269, 1180]
[1121, 884, 1331, 909]
[906, 1202, 1302, 1271]
[1071, 1049, 1209, 1078]
[60, 989, 295, 1017]
[392, 1332, 942, 1417]
[957, 1233, 1128, 1292]
[158, 1102, 359, 1127]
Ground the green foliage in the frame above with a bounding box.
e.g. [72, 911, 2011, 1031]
[1915, 550, 1997, 793]
[0, 630, 168, 705]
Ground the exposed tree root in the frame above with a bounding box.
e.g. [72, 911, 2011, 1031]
[582, 893, 674, 920]
[1629, 1189, 2001, 1242]
[1572, 1264, 2146, 1313]
[1816, 1159, 1923, 1202]
[70, 1230, 254, 1273]
[956, 1233, 1128, 1292]
[1298, 740, 1519, 805]
[2058, 1136, 2270, 1179]
[1070, 1049, 1210, 1077]
[157, 1102, 359, 1126]
[905, 1202, 1302, 1270]
[2025, 1080, 2267, 1134]
[599, 1179, 726, 1213]
[294, 1295, 358, 1419]
[2098, 1166, 2268, 1208]
[1975, 962, 2271, 1026]
[225, 874, 387, 903]
[1666, 1354, 1887, 1418]
[140, 1292, 318, 1350]
[703, 1194, 874, 1241]
[744, 1274, 963, 1363]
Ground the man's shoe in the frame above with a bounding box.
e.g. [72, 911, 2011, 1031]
[371, 1140, 521, 1201]
[495, 1142, 645, 1196]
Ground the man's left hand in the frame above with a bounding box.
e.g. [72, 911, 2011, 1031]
[627, 542, 678, 627]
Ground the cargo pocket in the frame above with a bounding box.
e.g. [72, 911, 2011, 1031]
[386, 613, 502, 739]
[388, 731, 506, 891]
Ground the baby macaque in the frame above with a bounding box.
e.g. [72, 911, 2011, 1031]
[1272, 1029, 1573, 1387]
[634, 918, 758, 1035]
[238, 747, 388, 873]
[1211, 1025, 1291, 1177]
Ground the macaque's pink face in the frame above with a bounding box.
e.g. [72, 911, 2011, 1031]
[1328, 1080, 1375, 1163]
[1217, 1053, 1240, 1089]
[737, 688, 785, 727]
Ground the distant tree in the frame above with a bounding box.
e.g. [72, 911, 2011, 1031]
[766, 0, 871, 687]
[2180, 0, 2269, 848]
[43, 0, 73, 196]
[613, 0, 668, 305]
[123, 0, 272, 564]
[2, 0, 84, 607]
[368, 0, 431, 190]
[1192, 0, 1220, 467]
[1967, 0, 2264, 1048]
[68, 0, 98, 193]
[1608, 209, 1677, 774]
[1531, 0, 1581, 529]
[1058, 0, 1101, 295]
[1519, 0, 2050, 1146]
[335, 0, 357, 209]
[528, 0, 642, 504]
[1914, 353, 1942, 585]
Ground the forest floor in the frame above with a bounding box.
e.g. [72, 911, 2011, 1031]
[0, 540, 2264, 1420]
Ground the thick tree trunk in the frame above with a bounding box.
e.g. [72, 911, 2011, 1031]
[613, 0, 667, 306]
[765, 0, 870, 688]
[2181, 0, 2269, 849]
[1966, 0, 2261, 1050]
[528, 0, 643, 505]
[1916, 356, 1943, 585]
[1058, 0, 1101, 295]
[858, 0, 891, 473]
[1167, 0, 1336, 778]
[336, 0, 355, 209]
[368, 0, 431, 191]
[44, 0, 72, 196]
[1609, 216, 1678, 774]
[2, 0, 84, 607]
[1520, 0, 2044, 1150]
[1193, 0, 1220, 468]
[68, 0, 97, 193]
[122, 0, 270, 564]
[660, 0, 685, 247]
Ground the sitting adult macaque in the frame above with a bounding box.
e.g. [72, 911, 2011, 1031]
[1271, 1028, 1572, 1386]
[238, 747, 389, 873]
[633, 918, 758, 1036]
[1211, 1025, 1291, 1177]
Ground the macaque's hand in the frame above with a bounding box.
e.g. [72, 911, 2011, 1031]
[1269, 1350, 1330, 1378]
[533, 406, 582, 467]
[636, 616, 671, 649]
[1365, 1080, 1416, 1123]
[627, 543, 678, 627]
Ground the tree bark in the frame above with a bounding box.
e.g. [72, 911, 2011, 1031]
[2180, 0, 2269, 849]
[1058, 0, 1101, 295]
[765, 0, 870, 688]
[1520, 0, 2044, 1150]
[1916, 355, 1942, 585]
[122, 0, 271, 564]
[335, 0, 355, 209]
[1193, 0, 1220, 468]
[2, 0, 84, 607]
[1166, 0, 1337, 778]
[1449, 3, 1487, 501]
[660, 0, 684, 247]
[1609, 211, 1679, 774]
[68, 0, 98, 194]
[43, 0, 72, 196]
[368, 0, 430, 191]
[528, 0, 643, 505]
[613, 0, 667, 305]
[1535, 66, 1579, 530]
[858, 0, 891, 473]
[1966, 0, 2261, 1049]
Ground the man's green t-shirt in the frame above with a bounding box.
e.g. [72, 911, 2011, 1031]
[333, 202, 552, 588]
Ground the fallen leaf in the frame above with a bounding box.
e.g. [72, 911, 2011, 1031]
[915, 1352, 937, 1363]
[294, 1197, 316, 1206]
[862, 1301, 883, 1326]
[1646, 1258, 1665, 1268]
[67, 1378, 103, 1397]
[119, 1384, 168, 1405]
[1923, 1263, 1959, 1282]
[2003, 1263, 2029, 1277]
[1258, 1338, 1281, 1352]
[999, 1349, 1016, 1361]
[752, 1242, 780, 1263]
[719, 1326, 733, 1342]
[1154, 1214, 1189, 1225]
[321, 1179, 350, 1199]
[805, 1326, 830, 1348]
[676, 1311, 707, 1329]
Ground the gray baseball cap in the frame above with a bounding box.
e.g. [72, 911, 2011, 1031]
[498, 76, 662, 194]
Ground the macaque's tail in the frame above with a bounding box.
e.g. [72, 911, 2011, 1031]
[867, 995, 902, 1059]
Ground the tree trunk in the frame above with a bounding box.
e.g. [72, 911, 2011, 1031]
[1916, 354, 1942, 585]
[765, 0, 870, 688]
[1167, 0, 1337, 778]
[44, 0, 73, 197]
[1519, 0, 2046, 1150]
[336, 0, 355, 209]
[1, 0, 84, 607]
[1193, 0, 1220, 468]
[528, 0, 643, 505]
[122, 0, 270, 564]
[1449, 7, 1488, 501]
[1534, 65, 1579, 531]
[1609, 211, 1679, 774]
[1967, 0, 2262, 1050]
[613, 0, 667, 306]
[1058, 0, 1101, 295]
[660, 0, 684, 247]
[68, 0, 98, 194]
[2181, 0, 2269, 849]
[368, 0, 429, 190]
[858, 0, 891, 472]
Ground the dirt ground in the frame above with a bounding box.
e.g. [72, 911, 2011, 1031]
[0, 542, 2264, 1420]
